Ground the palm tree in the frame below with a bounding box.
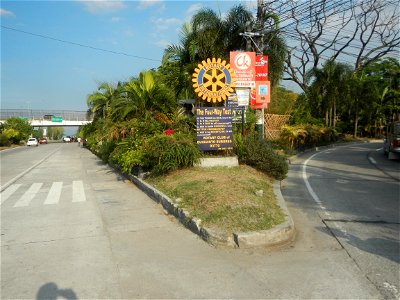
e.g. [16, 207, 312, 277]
[112, 71, 176, 121]
[306, 60, 353, 128]
[162, 4, 287, 100]
[160, 23, 197, 99]
[87, 82, 123, 122]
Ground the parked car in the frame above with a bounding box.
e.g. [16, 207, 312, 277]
[27, 138, 39, 147]
[63, 136, 71, 143]
[39, 137, 48, 144]
[383, 121, 400, 160]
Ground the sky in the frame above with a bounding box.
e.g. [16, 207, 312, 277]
[1, 0, 257, 112]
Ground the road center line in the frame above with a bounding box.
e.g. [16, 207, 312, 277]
[0, 145, 62, 192]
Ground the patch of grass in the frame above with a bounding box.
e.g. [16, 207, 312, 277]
[146, 165, 285, 233]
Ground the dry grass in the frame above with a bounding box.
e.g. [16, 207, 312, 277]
[146, 165, 285, 233]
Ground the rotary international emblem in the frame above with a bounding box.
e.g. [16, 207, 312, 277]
[192, 58, 235, 103]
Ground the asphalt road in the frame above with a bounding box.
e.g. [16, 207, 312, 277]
[284, 141, 400, 300]
[0, 142, 392, 299]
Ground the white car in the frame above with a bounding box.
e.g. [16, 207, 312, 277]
[27, 138, 39, 147]
[63, 136, 71, 142]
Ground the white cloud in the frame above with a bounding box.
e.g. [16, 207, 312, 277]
[155, 39, 171, 48]
[152, 17, 181, 31]
[111, 16, 121, 22]
[186, 3, 203, 15]
[137, 0, 163, 10]
[77, 0, 126, 14]
[0, 8, 15, 17]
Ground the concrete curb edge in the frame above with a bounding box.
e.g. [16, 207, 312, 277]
[110, 162, 296, 249]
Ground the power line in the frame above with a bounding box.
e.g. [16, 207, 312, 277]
[1, 25, 161, 62]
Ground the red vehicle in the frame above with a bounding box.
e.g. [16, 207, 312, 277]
[39, 137, 48, 144]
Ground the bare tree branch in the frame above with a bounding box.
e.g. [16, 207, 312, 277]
[269, 0, 400, 92]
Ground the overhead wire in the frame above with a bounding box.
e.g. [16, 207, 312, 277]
[1, 25, 161, 62]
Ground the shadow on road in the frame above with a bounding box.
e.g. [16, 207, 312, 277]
[36, 282, 78, 300]
[318, 224, 400, 264]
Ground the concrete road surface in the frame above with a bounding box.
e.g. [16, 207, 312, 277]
[1, 143, 381, 299]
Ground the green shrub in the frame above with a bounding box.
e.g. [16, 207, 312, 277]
[280, 124, 339, 150]
[98, 140, 117, 162]
[110, 147, 144, 174]
[144, 133, 202, 175]
[109, 135, 146, 174]
[240, 135, 288, 180]
[0, 133, 11, 147]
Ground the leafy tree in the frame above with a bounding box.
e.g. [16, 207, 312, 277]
[47, 127, 64, 140]
[112, 71, 177, 121]
[87, 82, 124, 122]
[306, 60, 353, 128]
[1, 117, 33, 144]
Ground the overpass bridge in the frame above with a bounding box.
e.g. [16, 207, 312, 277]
[0, 109, 92, 127]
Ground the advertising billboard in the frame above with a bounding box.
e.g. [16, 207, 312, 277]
[229, 52, 256, 88]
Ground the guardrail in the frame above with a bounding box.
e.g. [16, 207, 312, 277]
[0, 109, 92, 121]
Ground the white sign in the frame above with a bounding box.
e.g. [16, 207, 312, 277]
[236, 88, 250, 106]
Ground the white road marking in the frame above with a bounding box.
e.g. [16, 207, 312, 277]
[44, 182, 63, 205]
[72, 180, 86, 202]
[13, 183, 43, 207]
[368, 157, 377, 164]
[0, 145, 62, 192]
[302, 152, 324, 209]
[0, 184, 22, 205]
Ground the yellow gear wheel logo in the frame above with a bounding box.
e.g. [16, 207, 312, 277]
[192, 58, 235, 103]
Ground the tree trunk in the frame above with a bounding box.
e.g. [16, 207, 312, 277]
[333, 100, 337, 128]
[354, 112, 358, 138]
[325, 110, 329, 126]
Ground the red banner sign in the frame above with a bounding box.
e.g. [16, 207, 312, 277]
[255, 55, 268, 82]
[230, 51, 256, 88]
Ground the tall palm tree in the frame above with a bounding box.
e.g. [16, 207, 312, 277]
[112, 71, 176, 121]
[161, 23, 197, 99]
[87, 82, 123, 122]
[161, 4, 287, 99]
[306, 60, 353, 127]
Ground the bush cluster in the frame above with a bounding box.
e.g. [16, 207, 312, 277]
[0, 118, 33, 146]
[235, 134, 288, 180]
[280, 124, 339, 151]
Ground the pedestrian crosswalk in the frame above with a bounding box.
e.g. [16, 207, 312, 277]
[0, 181, 88, 207]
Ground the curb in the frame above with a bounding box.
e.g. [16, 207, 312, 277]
[111, 162, 295, 249]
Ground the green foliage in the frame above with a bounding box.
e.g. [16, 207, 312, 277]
[238, 135, 288, 180]
[280, 124, 339, 150]
[1, 117, 33, 144]
[268, 86, 298, 115]
[144, 133, 202, 175]
[33, 128, 43, 139]
[0, 133, 11, 146]
[47, 127, 64, 140]
[110, 146, 145, 174]
[98, 140, 117, 162]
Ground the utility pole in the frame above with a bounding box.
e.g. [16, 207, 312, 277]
[240, 0, 266, 138]
[256, 0, 265, 139]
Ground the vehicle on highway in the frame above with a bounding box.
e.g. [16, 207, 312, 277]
[63, 136, 71, 143]
[39, 137, 48, 144]
[26, 138, 39, 147]
[384, 121, 400, 160]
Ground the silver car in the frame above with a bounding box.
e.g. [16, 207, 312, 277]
[26, 138, 39, 147]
